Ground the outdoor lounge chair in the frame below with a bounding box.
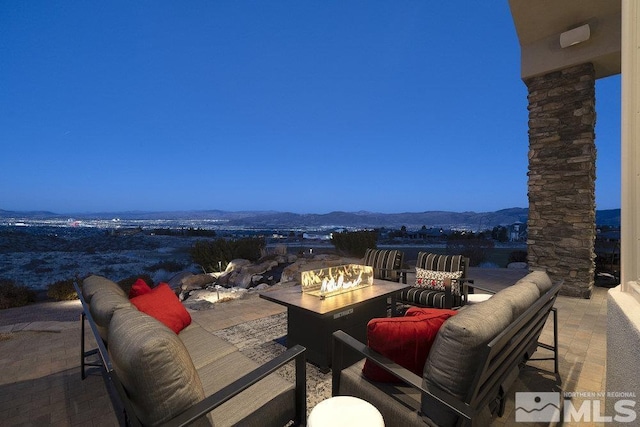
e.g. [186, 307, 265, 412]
[363, 248, 405, 282]
[397, 252, 473, 310]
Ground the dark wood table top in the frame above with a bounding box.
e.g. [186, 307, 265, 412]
[259, 279, 411, 316]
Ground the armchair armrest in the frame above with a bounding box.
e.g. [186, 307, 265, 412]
[160, 345, 307, 427]
[464, 282, 493, 294]
[331, 330, 474, 421]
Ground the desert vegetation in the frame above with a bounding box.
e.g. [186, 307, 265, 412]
[190, 237, 266, 273]
[330, 230, 377, 258]
[0, 279, 36, 309]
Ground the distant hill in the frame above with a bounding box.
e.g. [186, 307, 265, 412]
[0, 207, 620, 230]
[220, 208, 531, 230]
[595, 209, 621, 227]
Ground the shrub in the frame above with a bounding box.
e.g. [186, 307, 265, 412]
[47, 278, 79, 301]
[446, 238, 495, 266]
[508, 250, 528, 264]
[331, 230, 378, 258]
[190, 237, 266, 273]
[0, 279, 36, 309]
[145, 260, 187, 273]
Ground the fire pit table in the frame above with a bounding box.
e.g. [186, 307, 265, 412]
[260, 274, 410, 373]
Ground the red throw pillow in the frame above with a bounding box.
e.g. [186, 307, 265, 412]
[362, 309, 457, 383]
[130, 283, 191, 333]
[129, 278, 153, 298]
[404, 306, 456, 318]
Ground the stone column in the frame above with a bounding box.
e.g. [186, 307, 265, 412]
[525, 63, 597, 298]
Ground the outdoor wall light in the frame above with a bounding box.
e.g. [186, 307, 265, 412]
[560, 23, 591, 48]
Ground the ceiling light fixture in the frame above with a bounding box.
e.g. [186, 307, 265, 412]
[560, 24, 591, 48]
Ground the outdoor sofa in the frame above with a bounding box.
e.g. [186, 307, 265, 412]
[75, 275, 306, 427]
[332, 270, 561, 427]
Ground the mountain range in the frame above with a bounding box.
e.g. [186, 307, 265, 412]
[0, 208, 621, 230]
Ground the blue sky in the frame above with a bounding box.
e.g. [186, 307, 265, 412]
[0, 1, 621, 214]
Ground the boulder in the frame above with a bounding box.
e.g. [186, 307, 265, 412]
[182, 286, 248, 309]
[230, 271, 253, 289]
[225, 259, 252, 272]
[168, 272, 216, 292]
[181, 273, 217, 291]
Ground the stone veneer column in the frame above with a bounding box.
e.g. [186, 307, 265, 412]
[525, 63, 596, 298]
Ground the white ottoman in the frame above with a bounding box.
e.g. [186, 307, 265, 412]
[308, 396, 384, 427]
[466, 293, 493, 304]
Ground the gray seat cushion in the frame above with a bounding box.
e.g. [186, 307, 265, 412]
[108, 307, 212, 427]
[198, 351, 296, 427]
[179, 323, 238, 370]
[338, 359, 427, 427]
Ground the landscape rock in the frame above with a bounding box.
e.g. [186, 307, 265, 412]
[182, 286, 248, 310]
[178, 273, 217, 291]
[168, 271, 195, 290]
[230, 271, 253, 289]
[225, 259, 252, 272]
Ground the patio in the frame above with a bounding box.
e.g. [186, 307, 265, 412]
[0, 267, 610, 426]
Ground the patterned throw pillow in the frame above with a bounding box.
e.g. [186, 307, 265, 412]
[415, 268, 463, 296]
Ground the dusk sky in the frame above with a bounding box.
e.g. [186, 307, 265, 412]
[1, 1, 621, 215]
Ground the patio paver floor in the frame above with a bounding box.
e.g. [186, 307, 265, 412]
[0, 268, 611, 426]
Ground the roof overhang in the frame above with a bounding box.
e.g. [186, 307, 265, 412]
[508, 0, 621, 80]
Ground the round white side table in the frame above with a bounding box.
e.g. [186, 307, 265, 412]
[308, 396, 384, 427]
[466, 293, 493, 304]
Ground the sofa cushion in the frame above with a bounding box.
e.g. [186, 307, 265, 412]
[82, 275, 126, 303]
[108, 307, 212, 427]
[130, 283, 191, 333]
[88, 287, 132, 341]
[128, 278, 152, 298]
[341, 359, 425, 426]
[518, 270, 553, 294]
[422, 297, 513, 426]
[198, 351, 296, 426]
[179, 323, 238, 370]
[489, 281, 540, 320]
[363, 308, 457, 383]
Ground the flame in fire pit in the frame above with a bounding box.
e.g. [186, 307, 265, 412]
[301, 264, 373, 298]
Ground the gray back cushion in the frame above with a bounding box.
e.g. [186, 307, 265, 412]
[108, 308, 212, 427]
[82, 275, 126, 303]
[88, 287, 132, 341]
[422, 297, 513, 426]
[488, 281, 540, 320]
[518, 270, 553, 294]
